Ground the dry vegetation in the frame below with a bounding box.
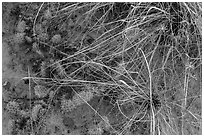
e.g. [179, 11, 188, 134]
[2, 2, 202, 135]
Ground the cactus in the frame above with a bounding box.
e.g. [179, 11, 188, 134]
[61, 89, 95, 113]
[6, 101, 20, 114]
[61, 96, 76, 112]
[34, 85, 49, 98]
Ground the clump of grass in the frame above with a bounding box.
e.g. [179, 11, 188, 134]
[12, 2, 202, 135]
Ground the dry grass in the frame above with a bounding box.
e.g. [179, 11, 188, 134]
[3, 2, 202, 135]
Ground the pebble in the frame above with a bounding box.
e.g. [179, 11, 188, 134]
[16, 20, 26, 33]
[51, 34, 61, 44]
[35, 23, 44, 34]
[14, 32, 26, 44]
[25, 36, 32, 43]
[44, 9, 52, 20]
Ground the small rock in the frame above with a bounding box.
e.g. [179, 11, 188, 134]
[31, 104, 42, 121]
[44, 9, 52, 20]
[16, 20, 26, 33]
[25, 36, 32, 43]
[41, 20, 48, 27]
[51, 34, 61, 44]
[49, 90, 55, 99]
[35, 23, 44, 34]
[63, 116, 75, 129]
[25, 26, 30, 30]
[14, 33, 26, 44]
